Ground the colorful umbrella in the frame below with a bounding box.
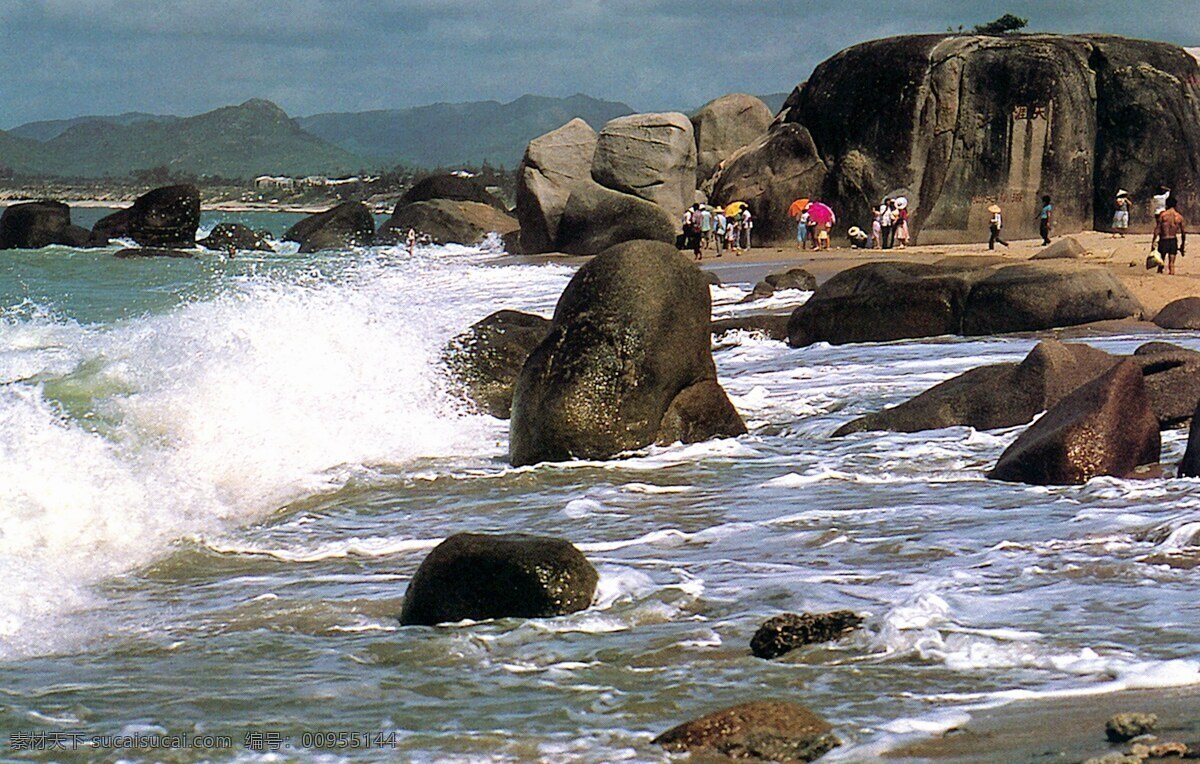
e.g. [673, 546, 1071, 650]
[788, 198, 811, 218]
[724, 201, 748, 217]
[808, 202, 834, 226]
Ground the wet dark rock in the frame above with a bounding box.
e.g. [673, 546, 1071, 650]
[555, 179, 675, 255]
[283, 201, 375, 252]
[988, 360, 1160, 485]
[398, 533, 597, 626]
[750, 611, 864, 659]
[1134, 341, 1193, 357]
[711, 314, 791, 341]
[376, 199, 517, 246]
[0, 200, 78, 249]
[766, 268, 818, 292]
[113, 247, 195, 258]
[443, 310, 552, 419]
[656, 379, 748, 444]
[1132, 347, 1200, 429]
[1153, 297, 1200, 330]
[1179, 399, 1200, 478]
[834, 340, 1117, 436]
[398, 173, 507, 211]
[198, 222, 272, 252]
[653, 700, 841, 762]
[1105, 712, 1158, 743]
[89, 184, 200, 247]
[741, 280, 778, 303]
[510, 239, 743, 466]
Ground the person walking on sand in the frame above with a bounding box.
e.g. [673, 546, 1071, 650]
[1038, 195, 1053, 245]
[1112, 190, 1131, 237]
[740, 208, 753, 251]
[1151, 196, 1187, 275]
[988, 204, 1008, 250]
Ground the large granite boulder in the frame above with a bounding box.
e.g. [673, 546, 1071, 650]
[591, 112, 696, 224]
[376, 199, 517, 246]
[709, 123, 828, 244]
[510, 239, 745, 466]
[692, 93, 775, 185]
[443, 310, 552, 419]
[834, 340, 1117, 436]
[0, 201, 89, 249]
[723, 34, 1200, 244]
[398, 174, 507, 211]
[515, 118, 598, 254]
[1132, 344, 1200, 429]
[398, 533, 597, 625]
[653, 701, 840, 762]
[960, 262, 1143, 335]
[1178, 399, 1200, 478]
[90, 184, 200, 247]
[1153, 297, 1200, 329]
[789, 261, 1143, 347]
[283, 202, 375, 253]
[786, 261, 990, 347]
[555, 180, 675, 255]
[988, 360, 1160, 485]
[198, 222, 272, 252]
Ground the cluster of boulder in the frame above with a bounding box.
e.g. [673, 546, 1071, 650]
[514, 93, 774, 255]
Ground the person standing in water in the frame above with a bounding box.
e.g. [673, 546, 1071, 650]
[988, 204, 1008, 249]
[406, 228, 417, 255]
[1038, 195, 1053, 245]
[1151, 196, 1187, 275]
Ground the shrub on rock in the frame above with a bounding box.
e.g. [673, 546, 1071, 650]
[398, 533, 597, 626]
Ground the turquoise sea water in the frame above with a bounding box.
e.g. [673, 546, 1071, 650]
[1, 220, 1199, 762]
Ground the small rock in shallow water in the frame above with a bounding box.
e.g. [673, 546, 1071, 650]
[653, 700, 840, 762]
[750, 611, 864, 659]
[1106, 712, 1158, 742]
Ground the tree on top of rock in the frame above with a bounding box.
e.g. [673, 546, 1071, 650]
[973, 13, 1029, 34]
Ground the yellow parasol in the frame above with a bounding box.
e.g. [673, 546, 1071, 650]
[724, 201, 748, 217]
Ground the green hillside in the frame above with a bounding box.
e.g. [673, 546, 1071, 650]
[298, 93, 635, 168]
[0, 100, 367, 179]
[9, 112, 179, 142]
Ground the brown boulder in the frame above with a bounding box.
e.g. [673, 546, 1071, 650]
[198, 222, 272, 252]
[653, 701, 840, 762]
[834, 340, 1118, 436]
[376, 200, 517, 246]
[555, 179, 675, 255]
[988, 360, 1160, 485]
[0, 201, 80, 249]
[1030, 236, 1087, 260]
[443, 310, 551, 419]
[515, 118, 598, 254]
[710, 123, 828, 244]
[90, 184, 200, 248]
[397, 174, 507, 211]
[283, 202, 375, 253]
[1132, 345, 1200, 429]
[750, 611, 864, 660]
[656, 379, 748, 444]
[1178, 399, 1200, 478]
[692, 93, 775, 185]
[591, 112, 696, 224]
[1153, 297, 1200, 329]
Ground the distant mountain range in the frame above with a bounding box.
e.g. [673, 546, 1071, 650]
[0, 92, 784, 180]
[297, 93, 635, 168]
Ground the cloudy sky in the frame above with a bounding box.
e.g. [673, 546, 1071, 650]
[3, 0, 1199, 127]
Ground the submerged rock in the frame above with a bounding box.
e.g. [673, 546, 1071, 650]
[398, 533, 597, 626]
[1105, 712, 1158, 742]
[443, 310, 552, 419]
[653, 700, 840, 762]
[113, 247, 195, 258]
[510, 239, 744, 465]
[283, 202, 374, 252]
[835, 340, 1117, 436]
[750, 611, 864, 659]
[988, 360, 1160, 485]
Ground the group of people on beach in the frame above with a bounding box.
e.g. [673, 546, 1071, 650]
[682, 203, 753, 261]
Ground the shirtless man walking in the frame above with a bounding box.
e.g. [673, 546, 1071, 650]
[1151, 196, 1187, 275]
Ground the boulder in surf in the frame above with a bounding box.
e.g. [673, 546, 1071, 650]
[653, 700, 841, 762]
[283, 201, 375, 253]
[398, 533, 598, 626]
[443, 309, 552, 419]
